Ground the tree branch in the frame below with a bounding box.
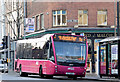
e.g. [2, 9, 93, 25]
[5, 3, 17, 23]
[5, 15, 18, 38]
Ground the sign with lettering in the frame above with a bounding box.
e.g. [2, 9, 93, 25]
[67, 20, 78, 22]
[25, 18, 35, 33]
[53, 34, 86, 42]
[84, 33, 114, 39]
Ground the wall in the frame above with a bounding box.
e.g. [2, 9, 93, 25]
[27, 2, 115, 30]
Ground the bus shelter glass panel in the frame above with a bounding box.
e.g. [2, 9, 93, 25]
[100, 45, 106, 74]
[111, 44, 118, 74]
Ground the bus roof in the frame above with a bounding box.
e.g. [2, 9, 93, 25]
[17, 34, 53, 49]
[100, 36, 120, 43]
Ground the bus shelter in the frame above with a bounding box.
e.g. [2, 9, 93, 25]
[99, 36, 120, 78]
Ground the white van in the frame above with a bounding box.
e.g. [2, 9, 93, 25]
[0, 60, 8, 73]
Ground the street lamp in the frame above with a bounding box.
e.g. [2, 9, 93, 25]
[24, 0, 26, 39]
[117, 0, 120, 79]
[117, 0, 119, 36]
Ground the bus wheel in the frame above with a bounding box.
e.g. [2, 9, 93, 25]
[73, 76, 77, 80]
[19, 65, 28, 77]
[39, 65, 44, 78]
[68, 76, 72, 78]
[100, 75, 102, 78]
[19, 65, 24, 76]
[2, 70, 4, 73]
[46, 75, 53, 79]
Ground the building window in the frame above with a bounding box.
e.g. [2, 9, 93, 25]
[40, 14, 44, 29]
[78, 10, 88, 26]
[97, 10, 107, 26]
[36, 15, 40, 30]
[53, 10, 67, 26]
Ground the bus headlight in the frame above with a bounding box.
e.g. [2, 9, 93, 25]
[55, 66, 57, 71]
[55, 66, 57, 68]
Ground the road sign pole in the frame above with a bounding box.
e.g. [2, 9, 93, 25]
[8, 33, 10, 72]
[117, 0, 119, 36]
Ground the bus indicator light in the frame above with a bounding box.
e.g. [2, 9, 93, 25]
[55, 66, 57, 68]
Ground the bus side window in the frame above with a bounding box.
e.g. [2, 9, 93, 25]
[44, 42, 49, 59]
[49, 44, 55, 63]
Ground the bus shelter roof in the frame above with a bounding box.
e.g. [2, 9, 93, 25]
[100, 36, 120, 43]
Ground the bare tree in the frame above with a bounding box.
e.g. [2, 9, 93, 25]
[4, 1, 24, 40]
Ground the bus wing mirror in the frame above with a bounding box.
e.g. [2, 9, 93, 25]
[46, 42, 49, 49]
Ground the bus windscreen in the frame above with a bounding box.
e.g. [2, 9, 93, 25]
[54, 41, 86, 67]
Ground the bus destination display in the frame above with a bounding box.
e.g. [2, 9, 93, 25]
[53, 34, 86, 42]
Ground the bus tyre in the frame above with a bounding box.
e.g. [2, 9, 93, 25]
[6, 71, 8, 73]
[68, 76, 72, 78]
[100, 75, 102, 78]
[46, 75, 53, 79]
[73, 76, 77, 80]
[39, 65, 44, 78]
[19, 65, 23, 76]
[115, 76, 118, 78]
[2, 70, 4, 73]
[19, 65, 28, 77]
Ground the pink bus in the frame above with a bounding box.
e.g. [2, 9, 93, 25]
[14, 34, 88, 79]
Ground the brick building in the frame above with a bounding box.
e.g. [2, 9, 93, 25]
[27, 2, 115, 29]
[26, 1, 116, 74]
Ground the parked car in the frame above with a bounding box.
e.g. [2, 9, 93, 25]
[0, 59, 8, 73]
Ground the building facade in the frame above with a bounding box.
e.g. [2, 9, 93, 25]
[27, 2, 115, 29]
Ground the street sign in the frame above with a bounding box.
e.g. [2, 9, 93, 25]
[67, 20, 78, 22]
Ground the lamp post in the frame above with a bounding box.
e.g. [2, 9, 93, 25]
[24, 0, 26, 39]
[117, 0, 119, 36]
[117, 0, 120, 79]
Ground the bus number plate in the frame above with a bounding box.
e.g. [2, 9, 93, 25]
[66, 72, 75, 75]
[68, 67, 74, 70]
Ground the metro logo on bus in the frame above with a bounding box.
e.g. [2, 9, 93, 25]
[53, 34, 86, 42]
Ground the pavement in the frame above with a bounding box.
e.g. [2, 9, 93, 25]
[84, 73, 120, 82]
[3, 70, 120, 81]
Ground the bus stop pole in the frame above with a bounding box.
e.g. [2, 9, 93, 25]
[8, 33, 10, 73]
[24, 0, 26, 39]
[117, 0, 119, 36]
[117, 0, 120, 79]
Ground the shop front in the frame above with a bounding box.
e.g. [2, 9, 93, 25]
[84, 33, 114, 73]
